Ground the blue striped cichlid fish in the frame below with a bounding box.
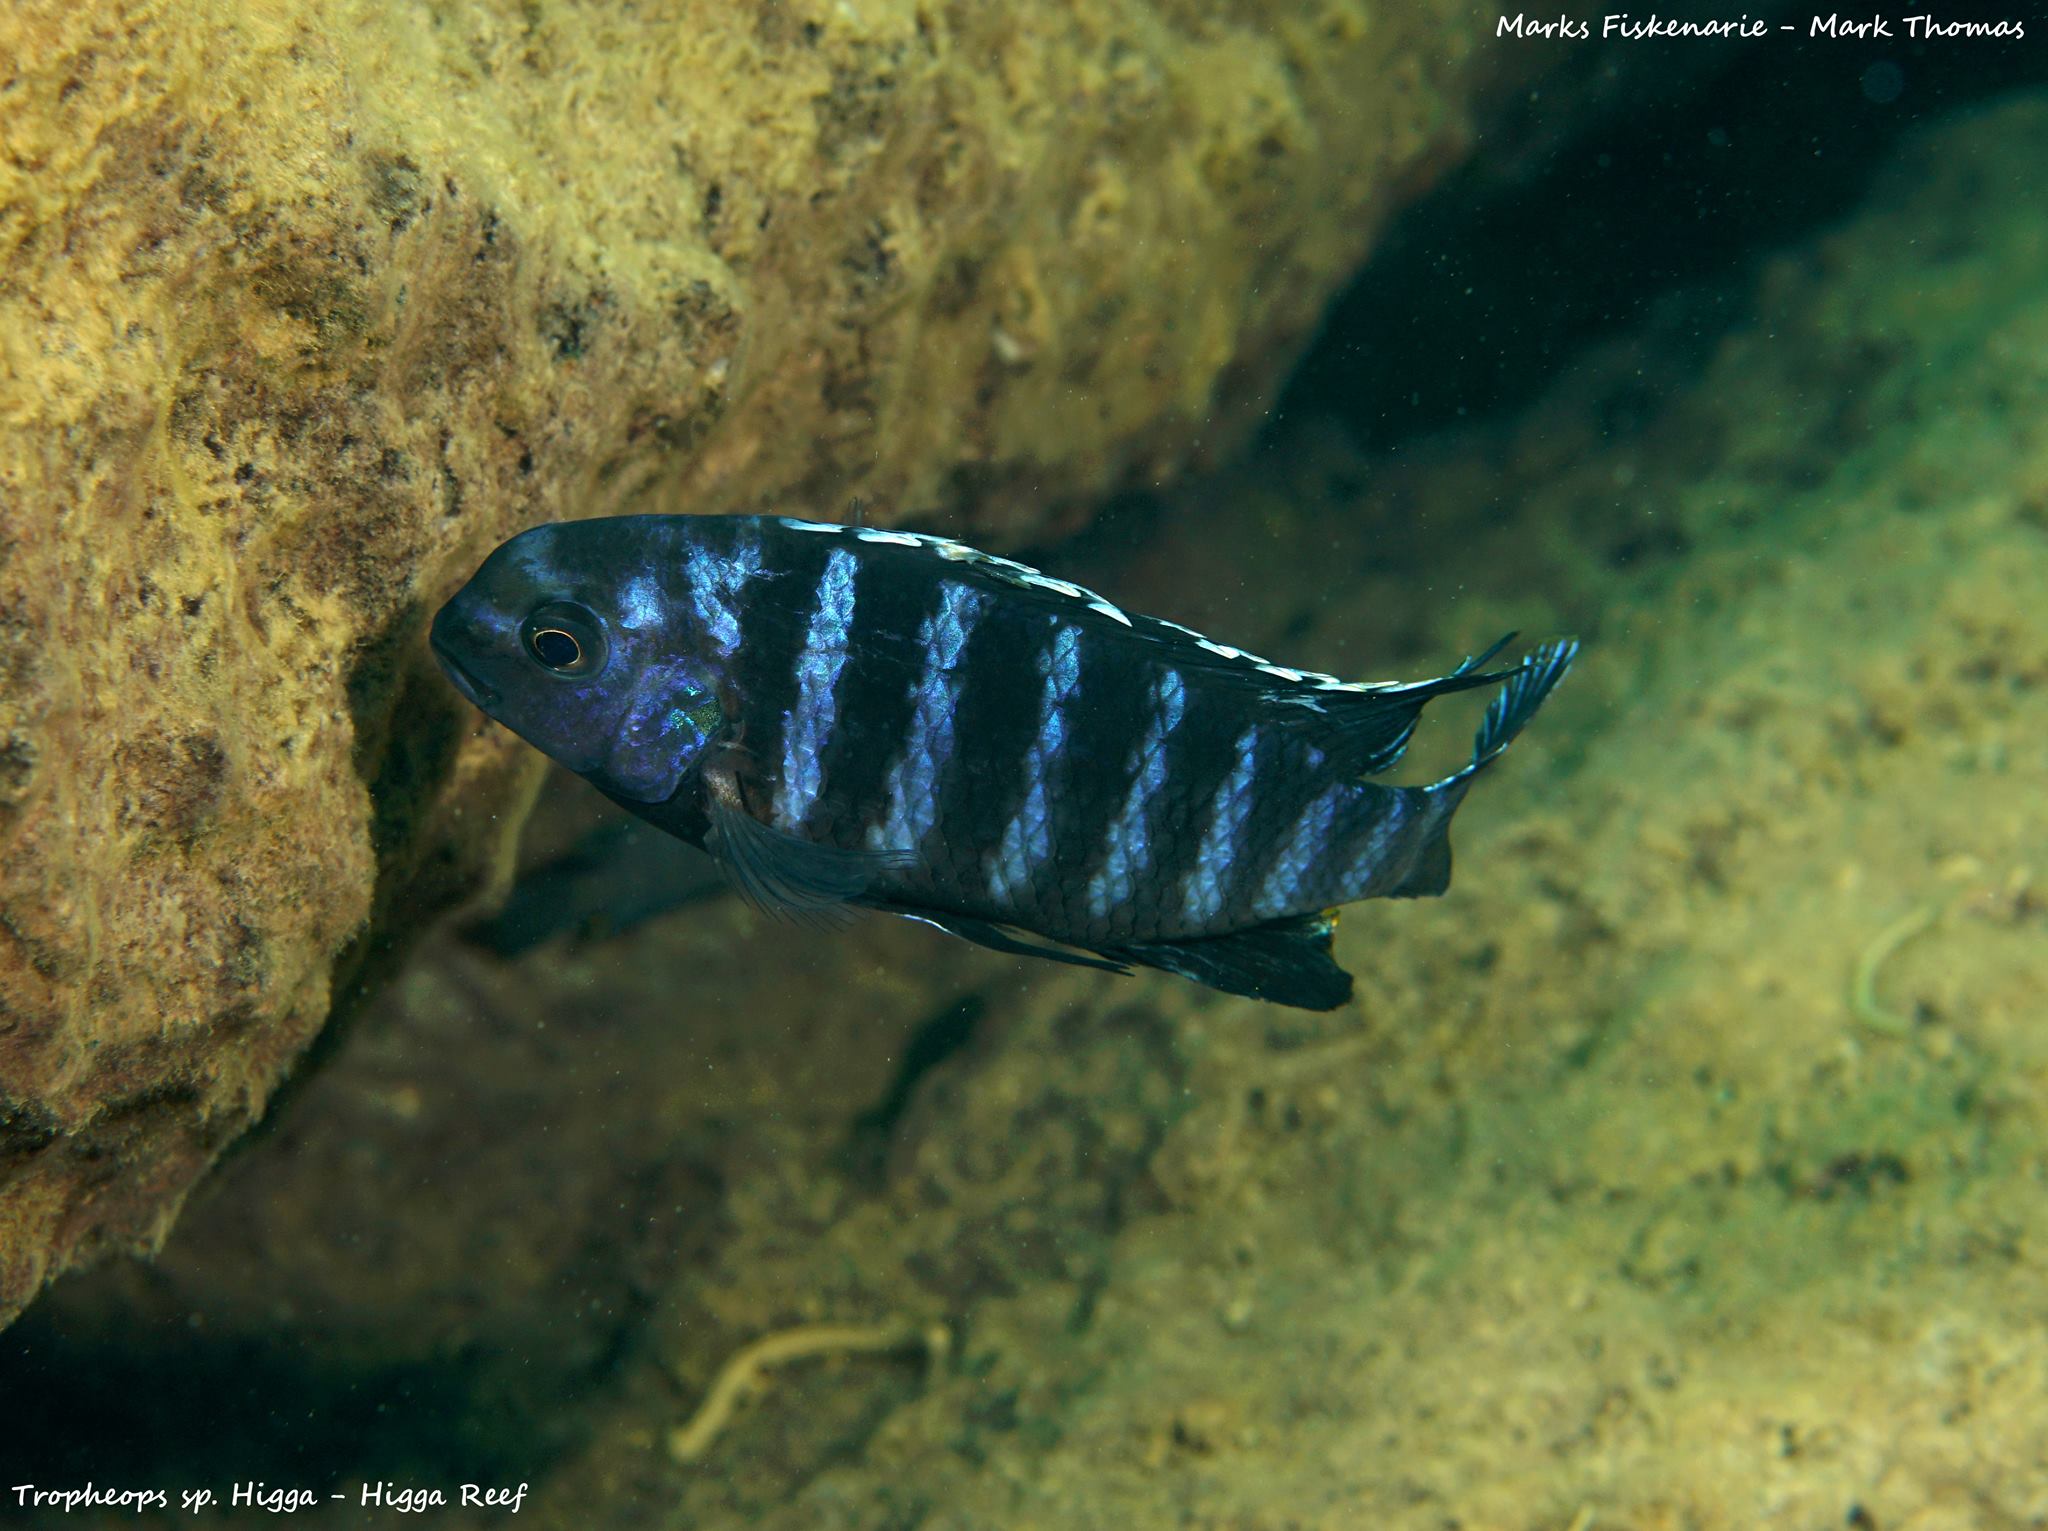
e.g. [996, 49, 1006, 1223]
[430, 515, 1577, 1010]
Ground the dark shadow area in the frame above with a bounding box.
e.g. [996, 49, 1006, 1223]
[840, 993, 989, 1187]
[460, 817, 726, 956]
[1281, 36, 2044, 450]
[0, 1311, 564, 1491]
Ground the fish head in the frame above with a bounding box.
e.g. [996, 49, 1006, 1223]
[431, 519, 726, 804]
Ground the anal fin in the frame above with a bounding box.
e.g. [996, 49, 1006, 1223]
[1104, 910, 1355, 1012]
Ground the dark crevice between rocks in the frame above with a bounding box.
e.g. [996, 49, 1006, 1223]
[230, 617, 468, 1156]
[1279, 36, 2045, 452]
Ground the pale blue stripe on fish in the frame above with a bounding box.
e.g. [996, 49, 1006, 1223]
[1178, 727, 1261, 925]
[686, 525, 763, 655]
[867, 581, 988, 854]
[1338, 792, 1407, 897]
[988, 623, 1084, 902]
[1084, 667, 1187, 919]
[773, 547, 858, 830]
[1251, 781, 1347, 919]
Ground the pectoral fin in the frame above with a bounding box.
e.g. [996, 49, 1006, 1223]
[703, 755, 907, 928]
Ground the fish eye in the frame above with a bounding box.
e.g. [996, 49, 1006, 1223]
[531, 628, 581, 667]
[520, 601, 608, 678]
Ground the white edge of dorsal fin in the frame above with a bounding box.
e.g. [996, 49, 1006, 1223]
[902, 540, 1134, 626]
[1086, 599, 1132, 627]
[1138, 613, 1404, 695]
[1017, 571, 1085, 598]
[811, 519, 1394, 685]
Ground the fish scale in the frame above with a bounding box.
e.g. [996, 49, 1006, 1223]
[430, 513, 1579, 1009]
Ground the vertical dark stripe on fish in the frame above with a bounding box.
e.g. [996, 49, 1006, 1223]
[1081, 662, 1189, 930]
[1121, 697, 1259, 940]
[931, 604, 1061, 905]
[864, 576, 992, 868]
[808, 552, 939, 851]
[1175, 723, 1267, 929]
[984, 620, 1085, 910]
[1214, 736, 1339, 927]
[1037, 640, 1163, 930]
[728, 523, 833, 817]
[1250, 778, 1351, 920]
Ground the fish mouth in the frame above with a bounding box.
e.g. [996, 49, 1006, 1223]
[430, 634, 501, 712]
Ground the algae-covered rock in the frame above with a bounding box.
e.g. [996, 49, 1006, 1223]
[0, 0, 1582, 1323]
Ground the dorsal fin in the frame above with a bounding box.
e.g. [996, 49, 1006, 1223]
[1266, 634, 1523, 778]
[772, 518, 1519, 778]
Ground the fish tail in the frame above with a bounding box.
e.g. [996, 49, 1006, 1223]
[1456, 637, 1580, 782]
[1382, 638, 1579, 901]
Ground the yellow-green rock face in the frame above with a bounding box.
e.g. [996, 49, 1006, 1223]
[0, 0, 1534, 1321]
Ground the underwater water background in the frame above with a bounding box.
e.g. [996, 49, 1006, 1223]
[5, 24, 2047, 1531]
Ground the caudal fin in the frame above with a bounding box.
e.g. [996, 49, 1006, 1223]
[1465, 637, 1580, 776]
[1385, 638, 1578, 902]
